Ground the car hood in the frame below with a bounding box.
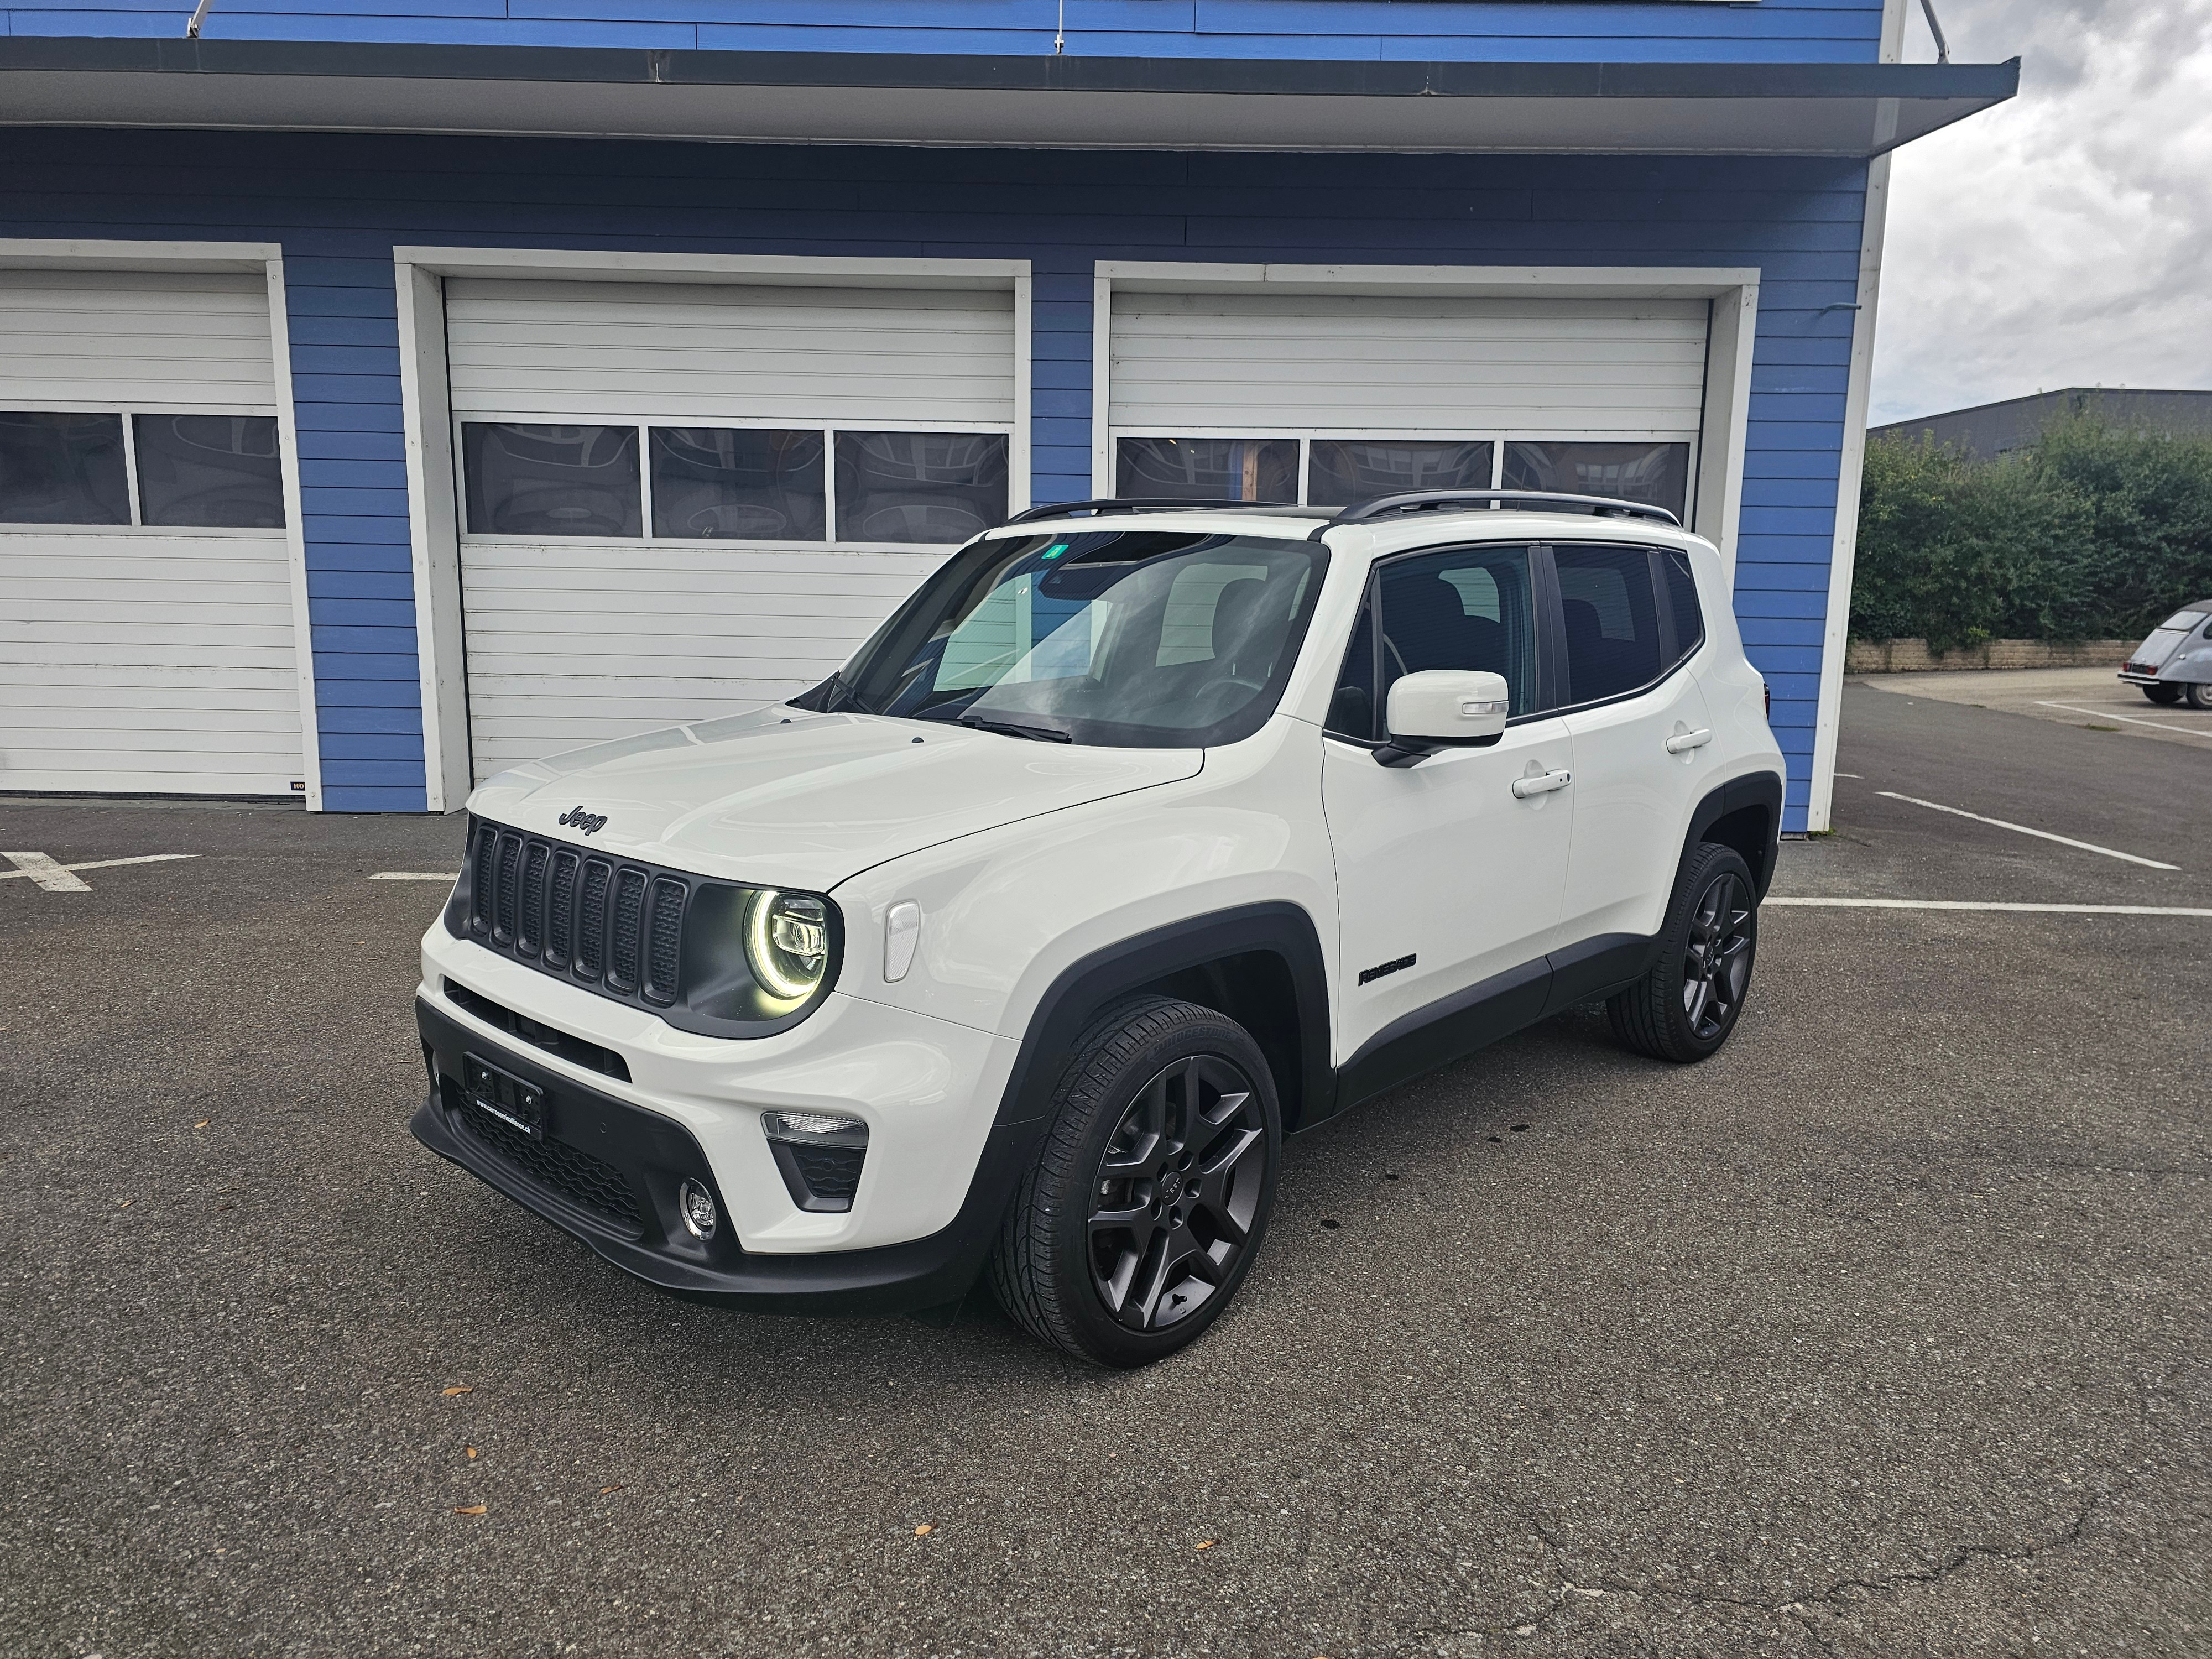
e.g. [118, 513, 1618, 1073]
[467, 707, 1205, 892]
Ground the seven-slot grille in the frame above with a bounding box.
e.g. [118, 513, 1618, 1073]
[466, 818, 688, 1008]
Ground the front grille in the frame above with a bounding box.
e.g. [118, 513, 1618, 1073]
[445, 1077, 646, 1238]
[461, 818, 688, 1011]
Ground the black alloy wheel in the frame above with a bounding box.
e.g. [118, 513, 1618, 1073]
[1088, 1054, 1267, 1332]
[1679, 870, 1755, 1042]
[991, 997, 1281, 1366]
[1608, 840, 1761, 1063]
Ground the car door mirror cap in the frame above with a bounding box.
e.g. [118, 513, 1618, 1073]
[1379, 671, 1511, 765]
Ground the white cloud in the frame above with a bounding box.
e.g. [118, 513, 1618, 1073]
[1870, 0, 2212, 423]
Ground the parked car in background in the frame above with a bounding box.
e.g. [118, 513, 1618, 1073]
[411, 489, 1785, 1367]
[2120, 602, 2212, 708]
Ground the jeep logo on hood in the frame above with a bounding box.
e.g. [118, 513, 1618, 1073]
[557, 806, 609, 836]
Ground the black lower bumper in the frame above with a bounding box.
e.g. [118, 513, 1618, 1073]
[411, 994, 1037, 1316]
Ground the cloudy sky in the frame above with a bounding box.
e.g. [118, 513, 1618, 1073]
[1871, 0, 2212, 423]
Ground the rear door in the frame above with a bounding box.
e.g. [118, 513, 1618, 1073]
[1548, 541, 1714, 964]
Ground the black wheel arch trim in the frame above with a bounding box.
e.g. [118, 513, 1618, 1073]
[1688, 769, 1784, 900]
[990, 901, 1333, 1135]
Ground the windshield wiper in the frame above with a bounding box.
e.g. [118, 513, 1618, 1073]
[958, 715, 1073, 744]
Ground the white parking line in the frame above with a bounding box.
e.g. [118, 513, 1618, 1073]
[1, 851, 200, 890]
[2034, 701, 2212, 739]
[371, 872, 460, 881]
[1875, 791, 2181, 871]
[1768, 896, 2212, 917]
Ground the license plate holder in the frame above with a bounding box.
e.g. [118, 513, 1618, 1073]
[463, 1053, 545, 1138]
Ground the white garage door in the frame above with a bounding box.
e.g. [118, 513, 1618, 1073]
[0, 269, 302, 796]
[1107, 291, 1708, 518]
[446, 276, 1020, 781]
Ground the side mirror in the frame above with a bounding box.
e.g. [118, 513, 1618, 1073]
[1377, 670, 1510, 767]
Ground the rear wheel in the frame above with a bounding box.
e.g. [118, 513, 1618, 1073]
[2143, 685, 2184, 705]
[1608, 842, 1759, 1063]
[990, 997, 1281, 1367]
[2187, 683, 2212, 711]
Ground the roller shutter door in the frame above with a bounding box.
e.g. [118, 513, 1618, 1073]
[1107, 291, 1708, 517]
[446, 277, 1019, 781]
[0, 269, 301, 796]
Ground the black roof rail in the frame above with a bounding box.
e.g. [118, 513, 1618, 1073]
[1321, 489, 1682, 530]
[1003, 496, 1303, 525]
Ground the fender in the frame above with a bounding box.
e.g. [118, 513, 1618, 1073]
[1686, 769, 1785, 899]
[989, 901, 1333, 1134]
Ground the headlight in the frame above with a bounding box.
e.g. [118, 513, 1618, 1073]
[744, 890, 830, 1004]
[679, 881, 842, 1031]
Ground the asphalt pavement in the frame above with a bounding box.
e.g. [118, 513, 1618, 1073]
[3, 684, 2206, 1657]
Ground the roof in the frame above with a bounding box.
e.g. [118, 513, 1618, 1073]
[994, 503, 1703, 550]
[1871, 388, 2212, 461]
[0, 40, 2019, 156]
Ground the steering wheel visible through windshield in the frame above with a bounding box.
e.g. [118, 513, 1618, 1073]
[797, 529, 1329, 748]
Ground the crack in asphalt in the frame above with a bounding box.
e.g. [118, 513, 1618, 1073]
[1467, 1502, 2103, 1651]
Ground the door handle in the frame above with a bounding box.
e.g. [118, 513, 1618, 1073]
[1666, 728, 1714, 754]
[1511, 769, 1573, 798]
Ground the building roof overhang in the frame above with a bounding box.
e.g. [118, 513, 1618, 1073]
[0, 39, 2017, 155]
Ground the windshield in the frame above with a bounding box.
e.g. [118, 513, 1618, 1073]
[801, 529, 1328, 747]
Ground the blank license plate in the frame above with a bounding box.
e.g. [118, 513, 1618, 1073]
[463, 1053, 544, 1138]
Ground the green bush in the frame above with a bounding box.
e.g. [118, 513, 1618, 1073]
[1851, 415, 2212, 652]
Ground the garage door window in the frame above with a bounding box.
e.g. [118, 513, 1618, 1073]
[650, 426, 824, 541]
[1117, 436, 1298, 503]
[1116, 434, 1689, 519]
[1308, 440, 1494, 506]
[1504, 441, 1689, 520]
[1, 409, 286, 530]
[133, 415, 285, 530]
[0, 411, 130, 524]
[463, 420, 1006, 547]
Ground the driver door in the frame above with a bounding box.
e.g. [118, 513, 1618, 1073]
[1322, 542, 1574, 1063]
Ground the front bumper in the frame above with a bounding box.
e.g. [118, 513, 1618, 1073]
[411, 995, 1042, 1314]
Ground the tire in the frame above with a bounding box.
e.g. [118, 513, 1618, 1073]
[2187, 682, 2212, 711]
[1607, 842, 1760, 1063]
[2143, 685, 2184, 706]
[989, 997, 1281, 1368]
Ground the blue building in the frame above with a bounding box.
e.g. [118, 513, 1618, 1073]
[0, 2, 2013, 831]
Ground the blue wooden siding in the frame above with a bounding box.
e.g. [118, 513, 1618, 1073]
[0, 129, 1860, 824]
[2, 0, 1887, 63]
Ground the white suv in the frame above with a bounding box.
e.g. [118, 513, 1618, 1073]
[413, 489, 1784, 1366]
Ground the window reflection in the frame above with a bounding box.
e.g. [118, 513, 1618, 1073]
[134, 414, 285, 529]
[1117, 437, 1297, 504]
[0, 411, 130, 525]
[650, 427, 824, 540]
[463, 422, 641, 538]
[1307, 440, 1493, 506]
[835, 430, 1008, 545]
[1503, 441, 1689, 519]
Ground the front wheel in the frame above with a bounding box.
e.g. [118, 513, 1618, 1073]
[1608, 842, 1760, 1063]
[2143, 684, 2184, 706]
[2186, 682, 2212, 711]
[990, 997, 1280, 1367]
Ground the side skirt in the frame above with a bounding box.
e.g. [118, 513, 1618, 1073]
[1331, 932, 1658, 1116]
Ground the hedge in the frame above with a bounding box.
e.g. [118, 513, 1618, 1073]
[1850, 415, 2212, 653]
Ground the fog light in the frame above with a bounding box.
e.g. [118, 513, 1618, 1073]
[677, 1178, 718, 1238]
